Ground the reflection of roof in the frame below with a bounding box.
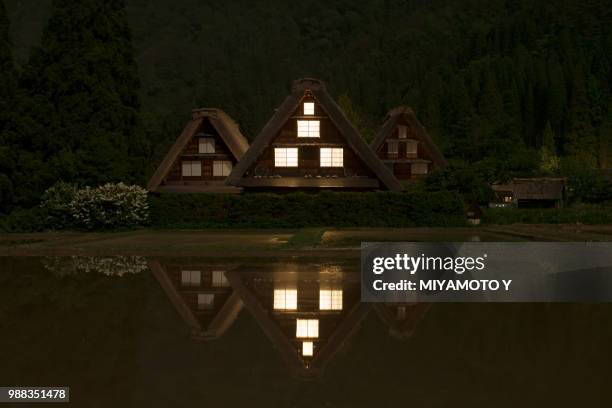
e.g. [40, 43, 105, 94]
[492, 178, 566, 200]
[374, 303, 431, 340]
[225, 267, 371, 378]
[226, 78, 402, 191]
[148, 260, 243, 340]
[147, 108, 249, 192]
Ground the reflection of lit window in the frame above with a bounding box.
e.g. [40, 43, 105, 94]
[297, 120, 320, 137]
[411, 162, 428, 175]
[398, 125, 407, 138]
[302, 341, 313, 356]
[320, 289, 343, 310]
[199, 138, 215, 153]
[296, 319, 319, 338]
[212, 271, 229, 287]
[303, 102, 315, 115]
[396, 306, 406, 320]
[274, 289, 297, 310]
[181, 270, 201, 286]
[320, 148, 343, 167]
[274, 148, 298, 167]
[197, 293, 214, 310]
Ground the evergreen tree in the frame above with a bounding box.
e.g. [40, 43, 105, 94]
[540, 122, 560, 174]
[0, 0, 16, 212]
[17, 0, 143, 194]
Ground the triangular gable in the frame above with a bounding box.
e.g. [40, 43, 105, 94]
[226, 78, 402, 191]
[371, 106, 448, 168]
[374, 303, 431, 340]
[225, 267, 371, 378]
[148, 260, 243, 340]
[147, 108, 249, 192]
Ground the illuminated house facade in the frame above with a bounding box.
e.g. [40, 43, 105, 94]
[147, 108, 250, 193]
[371, 107, 447, 181]
[226, 78, 402, 191]
[148, 260, 243, 340]
[225, 265, 370, 377]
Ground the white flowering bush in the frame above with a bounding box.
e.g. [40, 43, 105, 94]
[41, 182, 149, 230]
[70, 183, 149, 230]
[43, 256, 148, 277]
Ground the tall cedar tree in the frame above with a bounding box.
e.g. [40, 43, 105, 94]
[0, 0, 16, 212]
[16, 0, 144, 203]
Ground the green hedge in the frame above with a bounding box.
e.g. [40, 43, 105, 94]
[149, 191, 466, 229]
[484, 205, 612, 225]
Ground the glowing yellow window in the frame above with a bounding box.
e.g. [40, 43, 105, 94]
[297, 120, 320, 137]
[274, 289, 297, 310]
[296, 319, 319, 338]
[319, 289, 343, 310]
[303, 102, 315, 115]
[302, 341, 314, 356]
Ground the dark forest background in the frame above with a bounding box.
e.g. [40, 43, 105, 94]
[1, 0, 611, 213]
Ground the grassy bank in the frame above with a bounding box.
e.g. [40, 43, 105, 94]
[484, 204, 612, 225]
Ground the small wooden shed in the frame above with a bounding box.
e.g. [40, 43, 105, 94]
[491, 178, 567, 208]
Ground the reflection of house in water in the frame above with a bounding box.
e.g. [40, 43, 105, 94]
[148, 260, 243, 340]
[226, 264, 370, 378]
[375, 303, 431, 340]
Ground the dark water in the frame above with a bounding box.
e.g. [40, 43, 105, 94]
[1, 256, 611, 407]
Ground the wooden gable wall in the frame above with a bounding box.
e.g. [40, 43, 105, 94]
[375, 115, 437, 180]
[165, 119, 236, 182]
[243, 94, 375, 179]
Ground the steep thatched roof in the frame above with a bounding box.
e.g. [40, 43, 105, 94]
[371, 106, 448, 168]
[225, 78, 403, 191]
[147, 108, 249, 192]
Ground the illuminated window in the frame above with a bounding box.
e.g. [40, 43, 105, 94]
[406, 140, 418, 158]
[213, 160, 232, 177]
[199, 137, 215, 153]
[320, 148, 343, 167]
[274, 148, 298, 167]
[303, 102, 315, 115]
[181, 270, 201, 287]
[274, 289, 297, 310]
[398, 125, 407, 139]
[197, 293, 214, 310]
[504, 196, 512, 203]
[319, 289, 343, 310]
[412, 162, 428, 175]
[296, 319, 319, 338]
[302, 341, 314, 356]
[212, 271, 229, 287]
[297, 120, 320, 137]
[387, 140, 399, 156]
[181, 161, 202, 177]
